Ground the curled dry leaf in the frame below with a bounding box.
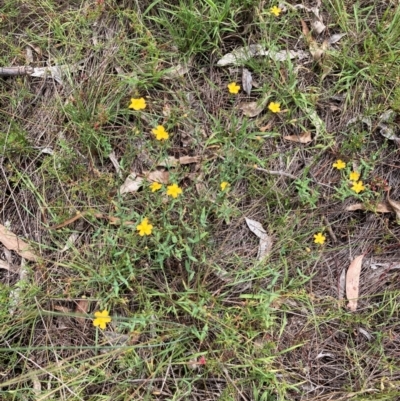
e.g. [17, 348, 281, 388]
[345, 203, 392, 213]
[157, 155, 201, 167]
[284, 131, 312, 143]
[245, 217, 273, 260]
[239, 101, 264, 117]
[311, 20, 326, 34]
[242, 68, 252, 95]
[163, 63, 190, 79]
[0, 224, 38, 261]
[387, 196, 400, 220]
[145, 170, 169, 184]
[120, 173, 144, 194]
[346, 254, 364, 312]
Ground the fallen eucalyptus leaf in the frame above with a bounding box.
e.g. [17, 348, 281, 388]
[311, 20, 326, 34]
[338, 268, 346, 300]
[163, 63, 190, 79]
[328, 33, 346, 45]
[387, 196, 400, 220]
[345, 203, 392, 213]
[239, 101, 264, 117]
[346, 254, 364, 312]
[157, 155, 201, 167]
[284, 131, 312, 143]
[0, 224, 38, 261]
[217, 45, 266, 66]
[120, 173, 144, 194]
[245, 217, 273, 260]
[242, 68, 252, 95]
[145, 170, 169, 184]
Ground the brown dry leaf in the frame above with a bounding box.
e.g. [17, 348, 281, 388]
[338, 268, 346, 301]
[0, 224, 38, 261]
[387, 196, 400, 220]
[54, 305, 73, 313]
[245, 217, 273, 260]
[283, 131, 312, 143]
[242, 68, 252, 95]
[239, 102, 264, 118]
[75, 299, 89, 324]
[145, 170, 169, 184]
[120, 173, 144, 194]
[0, 259, 19, 273]
[157, 155, 201, 167]
[346, 254, 364, 312]
[345, 203, 392, 213]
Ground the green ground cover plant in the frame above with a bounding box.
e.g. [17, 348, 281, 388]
[1, 0, 400, 400]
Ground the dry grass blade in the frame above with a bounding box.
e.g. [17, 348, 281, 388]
[346, 254, 364, 312]
[0, 224, 38, 261]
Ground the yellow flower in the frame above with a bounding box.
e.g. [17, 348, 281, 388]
[128, 98, 146, 111]
[150, 182, 162, 192]
[270, 6, 282, 16]
[93, 310, 111, 330]
[228, 82, 240, 94]
[166, 183, 182, 198]
[268, 102, 281, 113]
[152, 125, 169, 141]
[333, 159, 346, 170]
[349, 171, 360, 181]
[314, 232, 326, 245]
[220, 181, 230, 191]
[137, 217, 153, 236]
[351, 181, 365, 194]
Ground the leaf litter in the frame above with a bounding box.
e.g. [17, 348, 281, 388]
[0, 224, 38, 261]
[245, 218, 273, 260]
[346, 254, 364, 312]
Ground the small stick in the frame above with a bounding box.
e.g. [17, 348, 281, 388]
[322, 215, 337, 243]
[254, 166, 298, 180]
[0, 66, 34, 76]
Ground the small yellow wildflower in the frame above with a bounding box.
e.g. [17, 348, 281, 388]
[268, 102, 281, 113]
[349, 171, 360, 181]
[228, 82, 240, 94]
[351, 181, 365, 194]
[220, 181, 230, 191]
[137, 217, 153, 236]
[166, 183, 182, 199]
[332, 159, 346, 170]
[270, 6, 282, 16]
[93, 310, 111, 330]
[128, 98, 146, 111]
[314, 232, 326, 245]
[150, 182, 162, 192]
[152, 125, 169, 141]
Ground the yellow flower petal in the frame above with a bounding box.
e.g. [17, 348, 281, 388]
[351, 181, 365, 194]
[227, 82, 240, 94]
[166, 183, 182, 199]
[220, 181, 230, 191]
[150, 182, 162, 192]
[314, 232, 326, 245]
[93, 310, 111, 330]
[137, 217, 153, 236]
[152, 125, 169, 141]
[268, 102, 281, 113]
[270, 6, 282, 16]
[349, 171, 360, 181]
[332, 159, 346, 170]
[128, 98, 146, 111]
